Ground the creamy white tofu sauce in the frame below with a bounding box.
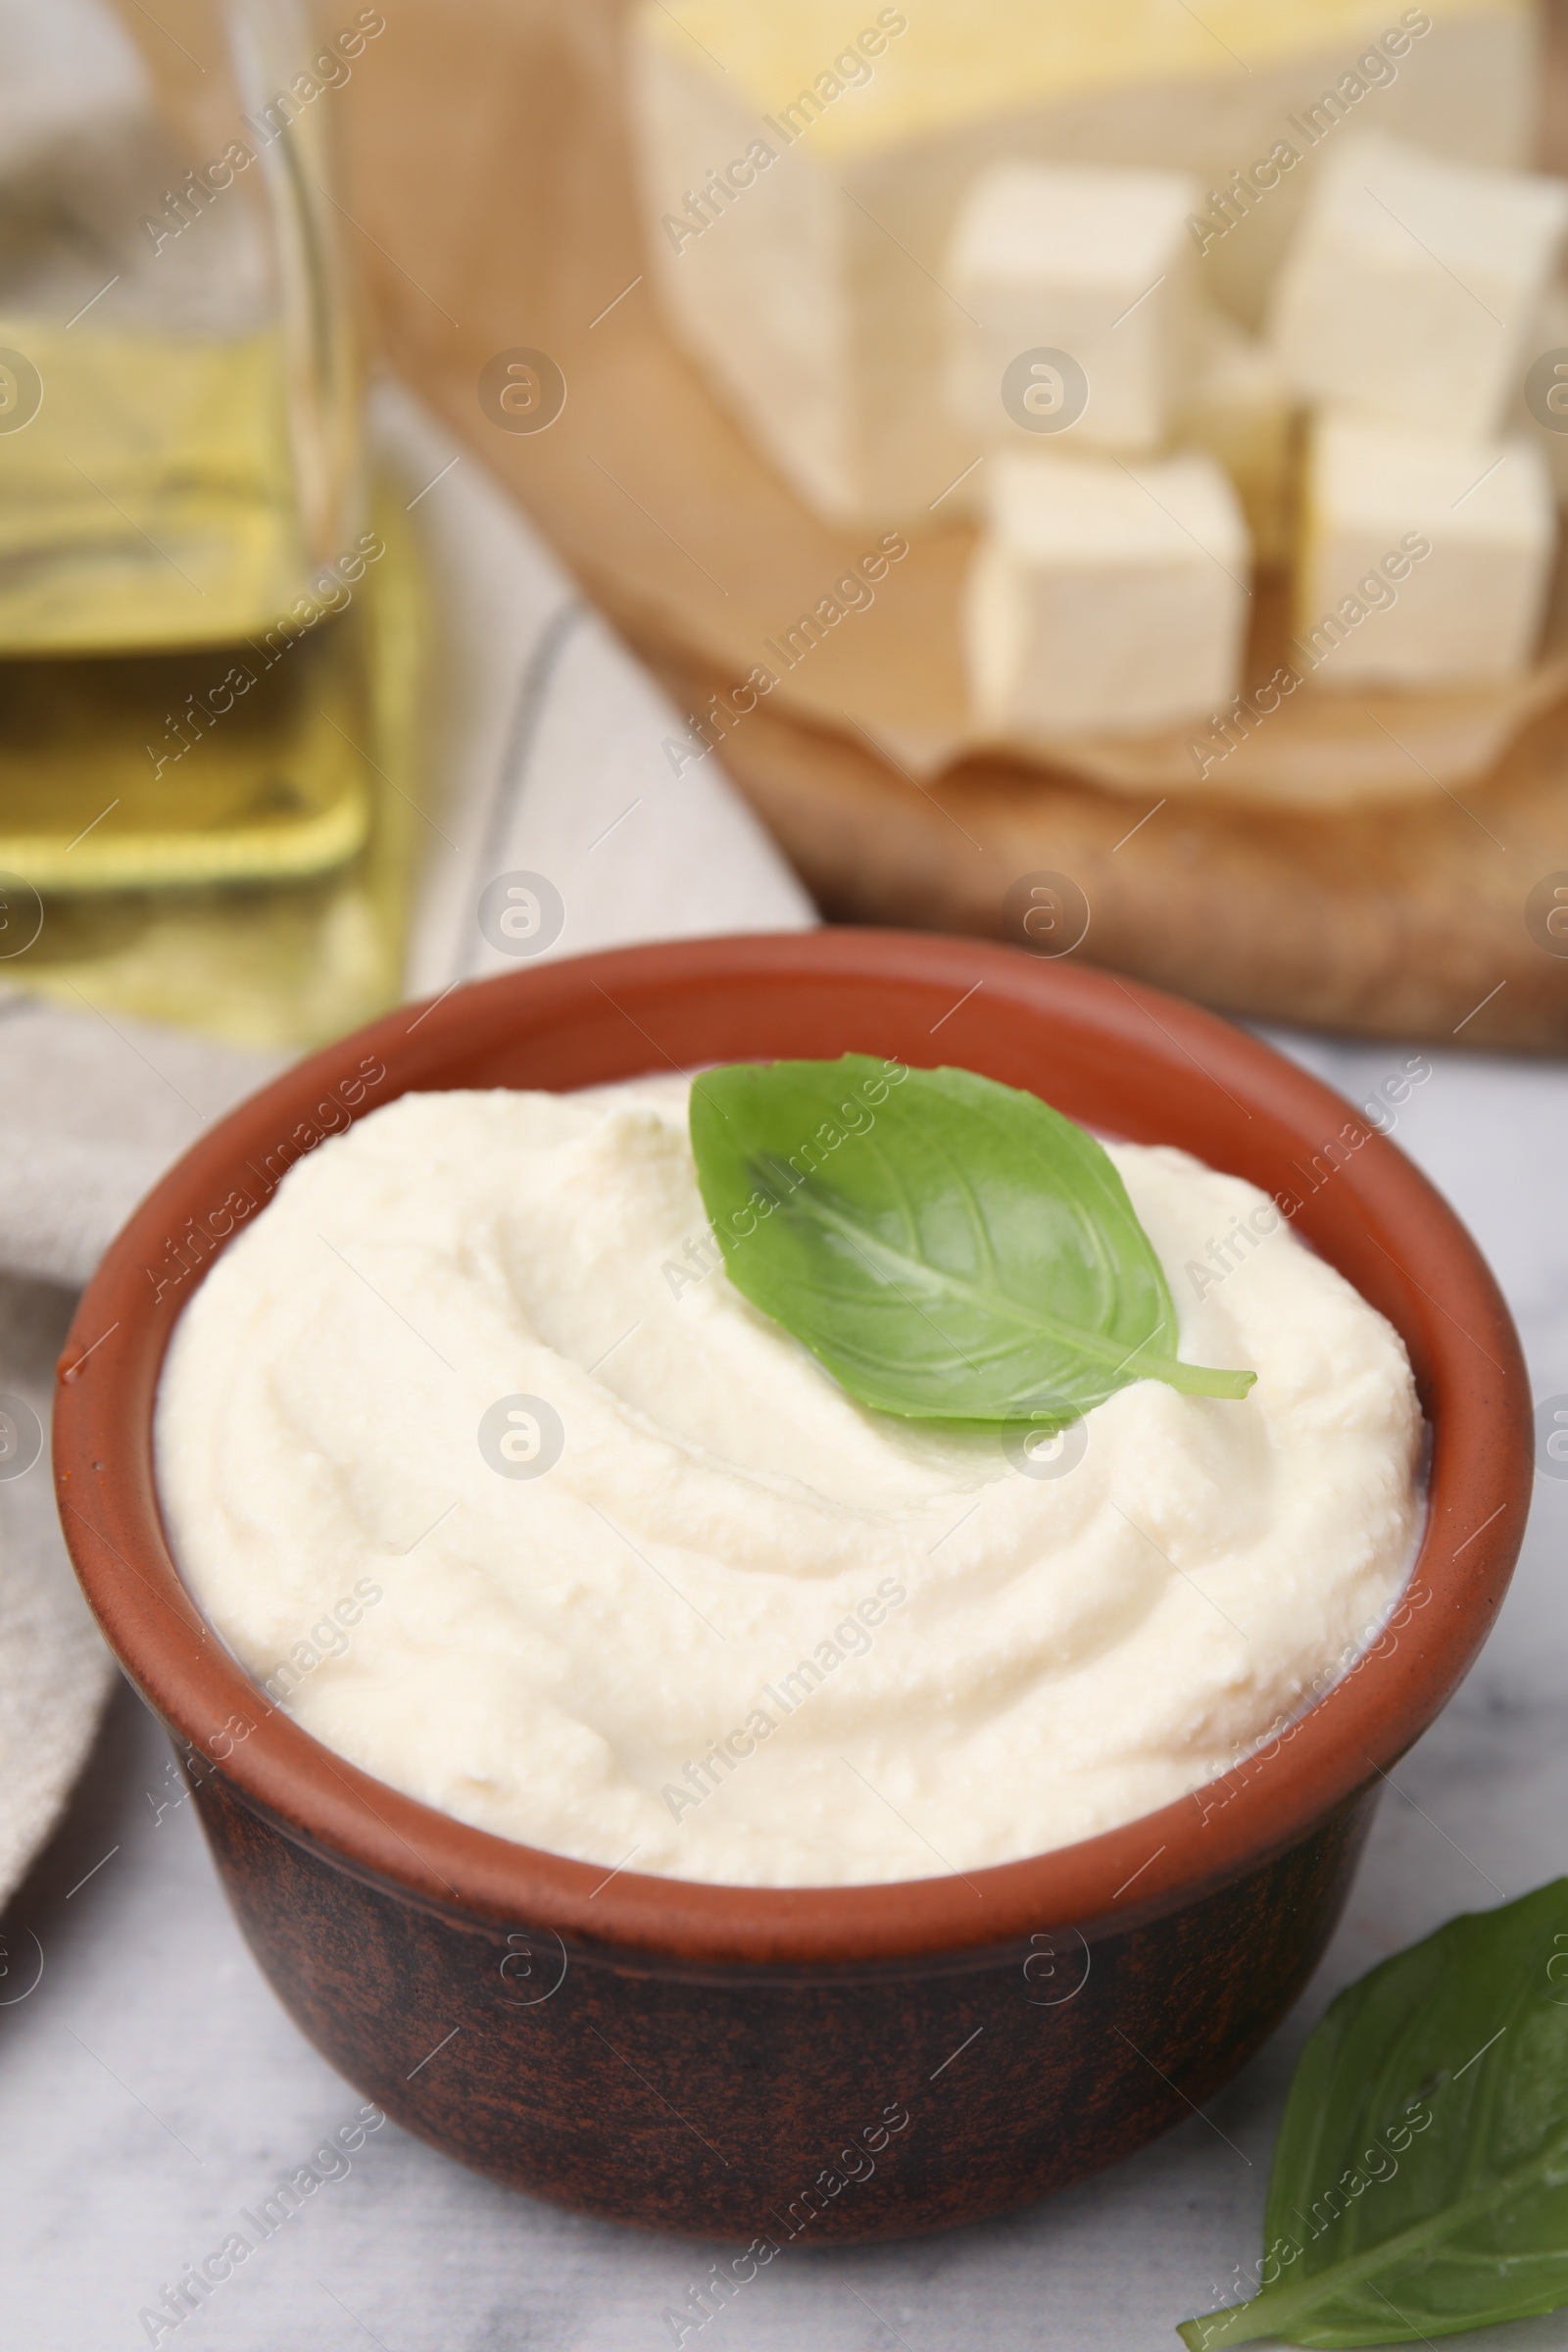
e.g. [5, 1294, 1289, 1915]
[155, 1076, 1423, 1887]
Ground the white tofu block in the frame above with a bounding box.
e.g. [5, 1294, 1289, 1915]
[1297, 412, 1556, 686]
[1270, 133, 1568, 439]
[1174, 304, 1298, 564]
[965, 450, 1250, 737]
[629, 2, 1538, 527]
[945, 163, 1199, 452]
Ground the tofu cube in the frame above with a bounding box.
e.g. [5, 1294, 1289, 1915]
[1270, 132, 1568, 440]
[1297, 412, 1556, 686]
[965, 450, 1250, 738]
[1173, 303, 1298, 565]
[944, 163, 1200, 452]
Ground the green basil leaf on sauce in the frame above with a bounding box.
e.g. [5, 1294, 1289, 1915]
[687, 1054, 1254, 1424]
[1179, 1880, 1568, 2349]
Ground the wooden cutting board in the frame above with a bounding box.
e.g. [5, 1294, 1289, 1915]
[649, 640, 1568, 1047]
[345, 0, 1568, 1050]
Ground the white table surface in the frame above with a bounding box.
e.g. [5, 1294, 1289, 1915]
[4, 1019, 1568, 2352]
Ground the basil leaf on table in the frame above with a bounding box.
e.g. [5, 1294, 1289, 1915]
[687, 1055, 1253, 1424]
[1180, 1880, 1568, 2348]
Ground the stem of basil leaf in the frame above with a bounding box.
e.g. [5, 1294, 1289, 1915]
[1124, 1354, 1256, 1404]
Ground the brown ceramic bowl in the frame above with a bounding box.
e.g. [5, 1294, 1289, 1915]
[54, 931, 1529, 2244]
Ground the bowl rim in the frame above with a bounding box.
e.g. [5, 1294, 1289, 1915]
[53, 928, 1532, 1969]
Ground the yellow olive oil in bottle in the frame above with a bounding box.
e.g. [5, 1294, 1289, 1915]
[0, 0, 422, 1050]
